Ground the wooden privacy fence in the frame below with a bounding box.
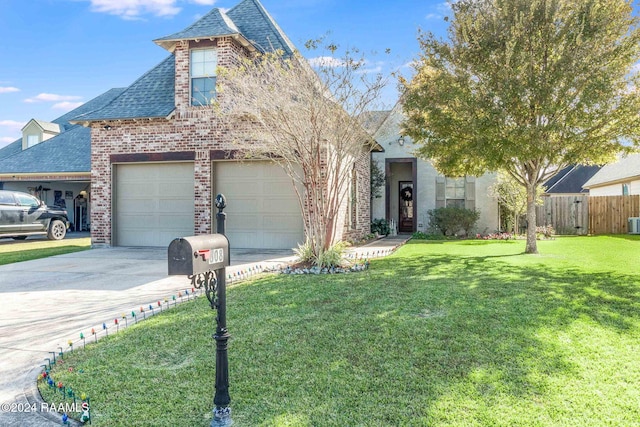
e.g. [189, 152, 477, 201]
[536, 195, 640, 235]
[588, 195, 640, 235]
[536, 195, 589, 235]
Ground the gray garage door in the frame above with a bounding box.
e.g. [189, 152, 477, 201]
[214, 161, 304, 249]
[114, 162, 194, 247]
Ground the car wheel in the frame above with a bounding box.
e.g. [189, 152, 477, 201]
[12, 236, 28, 240]
[47, 220, 67, 240]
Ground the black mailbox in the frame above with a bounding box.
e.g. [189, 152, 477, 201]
[168, 234, 230, 276]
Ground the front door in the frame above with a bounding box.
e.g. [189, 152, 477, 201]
[398, 181, 414, 233]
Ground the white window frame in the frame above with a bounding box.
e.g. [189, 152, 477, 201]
[445, 177, 465, 208]
[622, 183, 630, 196]
[26, 134, 39, 148]
[190, 48, 217, 106]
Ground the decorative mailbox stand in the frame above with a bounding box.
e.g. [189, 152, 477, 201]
[168, 194, 232, 426]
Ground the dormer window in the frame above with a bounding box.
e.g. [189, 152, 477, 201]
[191, 48, 217, 106]
[26, 135, 39, 148]
[21, 119, 61, 150]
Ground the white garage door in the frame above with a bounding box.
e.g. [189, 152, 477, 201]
[214, 161, 304, 249]
[114, 162, 194, 247]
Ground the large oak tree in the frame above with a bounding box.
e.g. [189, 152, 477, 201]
[402, 0, 640, 253]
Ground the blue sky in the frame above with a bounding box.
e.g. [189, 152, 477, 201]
[0, 0, 451, 148]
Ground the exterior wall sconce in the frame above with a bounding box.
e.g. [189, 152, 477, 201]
[103, 125, 112, 131]
[388, 136, 407, 146]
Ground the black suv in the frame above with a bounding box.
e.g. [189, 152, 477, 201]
[0, 190, 69, 240]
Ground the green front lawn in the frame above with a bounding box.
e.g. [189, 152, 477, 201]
[0, 237, 91, 265]
[40, 236, 640, 426]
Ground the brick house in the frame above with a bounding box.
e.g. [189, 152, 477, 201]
[72, 0, 373, 249]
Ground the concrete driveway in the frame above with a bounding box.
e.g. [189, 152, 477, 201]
[0, 244, 294, 426]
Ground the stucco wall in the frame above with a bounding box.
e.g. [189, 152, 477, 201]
[589, 179, 640, 196]
[371, 103, 499, 234]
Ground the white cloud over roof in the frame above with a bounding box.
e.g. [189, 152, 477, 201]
[86, 0, 216, 20]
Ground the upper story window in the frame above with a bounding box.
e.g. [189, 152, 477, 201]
[622, 183, 630, 196]
[191, 48, 217, 106]
[26, 134, 39, 148]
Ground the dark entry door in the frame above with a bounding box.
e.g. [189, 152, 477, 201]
[399, 181, 414, 232]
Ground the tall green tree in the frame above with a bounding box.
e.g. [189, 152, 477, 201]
[402, 0, 640, 253]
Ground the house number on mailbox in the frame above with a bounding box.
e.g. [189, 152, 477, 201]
[209, 248, 224, 265]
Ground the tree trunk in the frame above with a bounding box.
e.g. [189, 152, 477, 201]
[525, 184, 538, 254]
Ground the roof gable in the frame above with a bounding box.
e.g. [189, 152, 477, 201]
[154, 8, 245, 52]
[227, 0, 295, 54]
[544, 165, 602, 194]
[22, 119, 61, 134]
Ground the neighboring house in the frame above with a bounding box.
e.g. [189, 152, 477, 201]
[543, 164, 601, 196]
[0, 88, 125, 230]
[369, 102, 499, 234]
[583, 153, 640, 196]
[71, 0, 371, 249]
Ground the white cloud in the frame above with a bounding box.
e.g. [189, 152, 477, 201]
[0, 87, 20, 94]
[0, 136, 17, 144]
[24, 93, 83, 103]
[88, 0, 181, 19]
[53, 101, 85, 110]
[0, 120, 26, 132]
[425, 13, 441, 20]
[308, 56, 346, 68]
[86, 0, 216, 20]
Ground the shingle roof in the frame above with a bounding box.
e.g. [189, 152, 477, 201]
[0, 88, 125, 174]
[154, 8, 241, 51]
[227, 0, 295, 55]
[544, 165, 602, 194]
[75, 0, 296, 123]
[73, 56, 175, 122]
[0, 126, 90, 174]
[359, 110, 392, 135]
[583, 153, 640, 188]
[0, 139, 22, 162]
[54, 88, 127, 129]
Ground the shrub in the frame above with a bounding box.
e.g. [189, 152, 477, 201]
[293, 239, 316, 264]
[476, 232, 515, 240]
[536, 224, 555, 239]
[427, 207, 480, 237]
[371, 218, 390, 236]
[293, 239, 350, 267]
[315, 241, 350, 268]
[411, 231, 448, 240]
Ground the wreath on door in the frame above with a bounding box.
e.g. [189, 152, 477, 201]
[401, 186, 413, 202]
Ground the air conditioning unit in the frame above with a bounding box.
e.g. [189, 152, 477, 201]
[629, 217, 640, 234]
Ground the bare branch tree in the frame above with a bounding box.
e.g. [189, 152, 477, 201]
[214, 42, 388, 260]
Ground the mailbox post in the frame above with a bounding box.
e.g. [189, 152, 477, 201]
[168, 194, 232, 426]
